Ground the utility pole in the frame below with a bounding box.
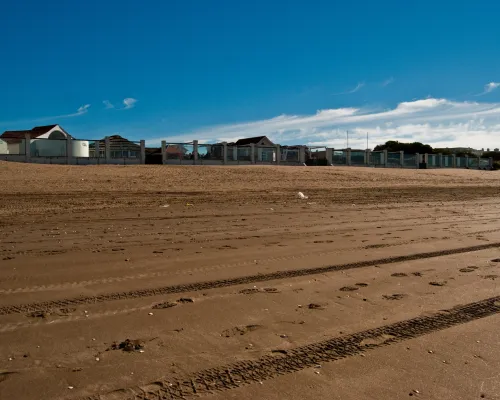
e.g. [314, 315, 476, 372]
[346, 130, 349, 149]
[366, 132, 369, 150]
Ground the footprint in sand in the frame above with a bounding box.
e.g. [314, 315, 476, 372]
[382, 294, 407, 300]
[240, 288, 280, 294]
[263, 287, 280, 293]
[391, 273, 408, 277]
[339, 286, 359, 292]
[240, 288, 260, 295]
[459, 266, 478, 273]
[0, 372, 18, 383]
[429, 281, 447, 287]
[222, 325, 263, 337]
[177, 298, 194, 304]
[152, 302, 178, 309]
[308, 303, 326, 310]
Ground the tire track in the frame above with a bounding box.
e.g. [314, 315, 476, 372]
[0, 235, 454, 295]
[0, 304, 154, 333]
[3, 212, 497, 253]
[83, 295, 500, 400]
[2, 208, 497, 260]
[2, 217, 497, 294]
[0, 242, 498, 316]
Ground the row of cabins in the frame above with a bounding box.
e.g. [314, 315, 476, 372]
[0, 125, 291, 162]
[143, 136, 305, 163]
[6, 124, 490, 165]
[0, 125, 142, 158]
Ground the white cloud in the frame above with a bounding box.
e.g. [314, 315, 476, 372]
[333, 82, 365, 95]
[75, 104, 91, 115]
[476, 82, 500, 96]
[485, 82, 500, 93]
[123, 98, 137, 109]
[0, 104, 92, 127]
[103, 100, 114, 109]
[381, 77, 395, 87]
[147, 98, 500, 149]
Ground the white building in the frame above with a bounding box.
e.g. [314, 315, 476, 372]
[0, 124, 88, 157]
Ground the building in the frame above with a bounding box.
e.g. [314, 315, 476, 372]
[280, 145, 301, 162]
[232, 136, 274, 147]
[229, 136, 275, 161]
[204, 136, 276, 161]
[0, 124, 88, 157]
[1, 124, 70, 155]
[145, 144, 192, 164]
[90, 135, 140, 158]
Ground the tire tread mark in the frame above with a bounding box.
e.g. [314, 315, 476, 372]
[0, 237, 448, 295]
[82, 295, 500, 400]
[0, 242, 498, 316]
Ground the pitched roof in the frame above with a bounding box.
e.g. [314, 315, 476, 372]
[31, 125, 57, 135]
[235, 136, 268, 145]
[96, 135, 137, 143]
[1, 125, 60, 143]
[92, 135, 140, 150]
[0, 130, 31, 141]
[145, 147, 161, 155]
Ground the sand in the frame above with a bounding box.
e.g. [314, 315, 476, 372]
[0, 162, 500, 400]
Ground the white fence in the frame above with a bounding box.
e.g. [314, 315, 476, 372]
[0, 136, 144, 165]
[0, 135, 494, 169]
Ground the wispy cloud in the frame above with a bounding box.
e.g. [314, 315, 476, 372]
[0, 104, 91, 127]
[103, 98, 137, 110]
[103, 100, 115, 109]
[476, 82, 500, 96]
[485, 82, 500, 93]
[74, 104, 91, 116]
[147, 98, 500, 149]
[123, 98, 138, 109]
[381, 77, 395, 87]
[333, 82, 365, 95]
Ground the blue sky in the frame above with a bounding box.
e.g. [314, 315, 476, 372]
[1, 0, 500, 149]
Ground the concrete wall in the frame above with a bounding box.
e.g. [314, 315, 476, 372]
[7, 143, 21, 154]
[0, 154, 26, 162]
[1, 136, 493, 170]
[30, 157, 68, 165]
[0, 139, 9, 154]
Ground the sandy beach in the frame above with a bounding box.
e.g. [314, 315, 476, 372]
[1, 162, 499, 400]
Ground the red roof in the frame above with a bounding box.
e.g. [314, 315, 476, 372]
[1, 125, 58, 144]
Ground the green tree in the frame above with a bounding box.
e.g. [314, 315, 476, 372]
[482, 151, 500, 161]
[373, 141, 433, 154]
